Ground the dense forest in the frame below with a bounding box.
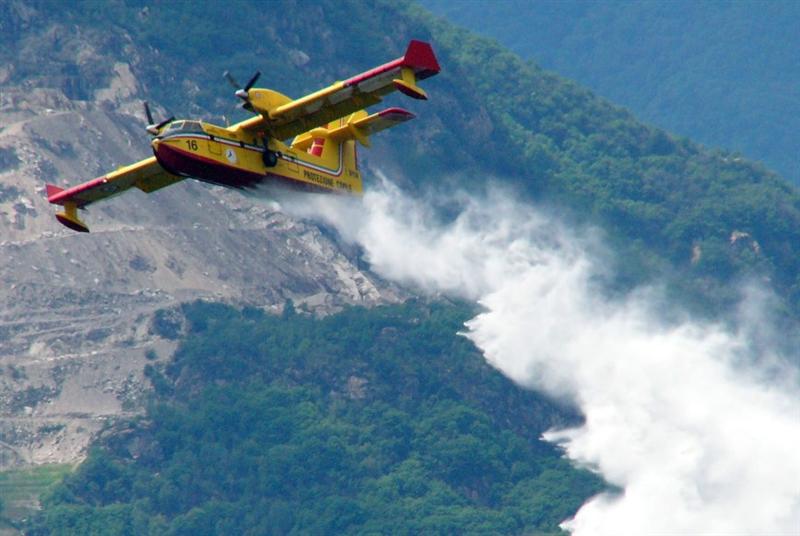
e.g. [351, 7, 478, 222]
[422, 0, 800, 185]
[26, 302, 603, 534]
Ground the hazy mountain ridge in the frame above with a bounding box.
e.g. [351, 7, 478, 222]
[408, 1, 800, 321]
[422, 0, 800, 184]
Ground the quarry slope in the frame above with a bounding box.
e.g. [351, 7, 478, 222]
[0, 87, 403, 469]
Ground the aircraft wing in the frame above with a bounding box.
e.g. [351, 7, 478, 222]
[46, 156, 182, 232]
[237, 40, 440, 141]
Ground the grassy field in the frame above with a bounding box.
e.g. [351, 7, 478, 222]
[0, 464, 74, 533]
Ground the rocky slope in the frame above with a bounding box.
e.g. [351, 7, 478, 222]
[0, 84, 403, 469]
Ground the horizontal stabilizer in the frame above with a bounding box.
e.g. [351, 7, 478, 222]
[348, 107, 416, 136]
[292, 108, 415, 151]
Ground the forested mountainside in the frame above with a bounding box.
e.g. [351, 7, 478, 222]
[422, 0, 800, 185]
[25, 302, 603, 534]
[2, 0, 797, 319]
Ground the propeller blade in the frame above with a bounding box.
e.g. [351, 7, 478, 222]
[224, 71, 241, 90]
[143, 101, 154, 125]
[244, 71, 261, 91]
[156, 116, 175, 130]
[144, 101, 175, 136]
[224, 69, 260, 114]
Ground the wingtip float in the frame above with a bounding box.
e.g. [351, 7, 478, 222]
[46, 40, 441, 233]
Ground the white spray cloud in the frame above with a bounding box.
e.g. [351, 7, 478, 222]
[276, 176, 800, 535]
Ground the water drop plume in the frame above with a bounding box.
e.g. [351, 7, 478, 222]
[275, 175, 800, 535]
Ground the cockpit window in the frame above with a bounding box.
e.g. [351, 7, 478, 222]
[165, 121, 204, 134]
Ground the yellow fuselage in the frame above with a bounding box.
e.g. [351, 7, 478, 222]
[151, 120, 362, 194]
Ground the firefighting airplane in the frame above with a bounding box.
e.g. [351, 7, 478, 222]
[46, 40, 440, 232]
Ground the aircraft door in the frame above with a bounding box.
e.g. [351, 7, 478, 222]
[285, 150, 299, 173]
[207, 136, 222, 156]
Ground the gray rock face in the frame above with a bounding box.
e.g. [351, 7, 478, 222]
[0, 87, 404, 468]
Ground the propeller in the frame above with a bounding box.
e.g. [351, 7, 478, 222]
[143, 101, 175, 136]
[224, 70, 260, 112]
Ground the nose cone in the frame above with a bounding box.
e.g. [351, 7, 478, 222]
[150, 137, 183, 178]
[151, 138, 167, 167]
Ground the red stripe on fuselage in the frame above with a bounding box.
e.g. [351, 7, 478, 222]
[153, 142, 332, 193]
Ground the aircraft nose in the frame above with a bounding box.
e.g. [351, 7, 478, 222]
[150, 138, 164, 161]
